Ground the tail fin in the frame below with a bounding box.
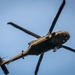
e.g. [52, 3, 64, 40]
[0, 57, 9, 75]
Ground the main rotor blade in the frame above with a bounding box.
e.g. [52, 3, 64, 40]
[62, 45, 75, 52]
[48, 0, 65, 34]
[35, 54, 44, 75]
[7, 22, 41, 38]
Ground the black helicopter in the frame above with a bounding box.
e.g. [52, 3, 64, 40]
[0, 0, 75, 75]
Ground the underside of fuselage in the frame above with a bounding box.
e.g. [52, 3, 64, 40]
[27, 39, 56, 55]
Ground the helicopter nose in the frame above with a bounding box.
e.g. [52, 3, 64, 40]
[63, 31, 70, 39]
[54, 31, 70, 44]
[61, 31, 70, 43]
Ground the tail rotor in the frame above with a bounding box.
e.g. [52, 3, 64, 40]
[0, 57, 9, 75]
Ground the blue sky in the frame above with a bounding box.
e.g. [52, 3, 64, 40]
[0, 0, 75, 75]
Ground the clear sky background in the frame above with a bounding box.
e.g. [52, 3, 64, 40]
[0, 0, 75, 75]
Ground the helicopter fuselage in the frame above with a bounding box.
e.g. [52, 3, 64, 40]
[27, 31, 70, 55]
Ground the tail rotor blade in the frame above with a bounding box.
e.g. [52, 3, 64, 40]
[35, 54, 44, 75]
[7, 22, 41, 38]
[0, 57, 9, 75]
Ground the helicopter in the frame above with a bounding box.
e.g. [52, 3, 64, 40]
[0, 0, 75, 75]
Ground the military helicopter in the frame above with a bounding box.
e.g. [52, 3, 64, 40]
[0, 0, 75, 75]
